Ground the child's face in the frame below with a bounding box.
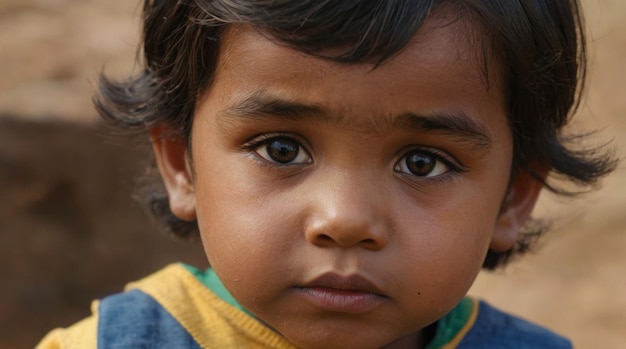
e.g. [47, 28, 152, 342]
[154, 16, 542, 349]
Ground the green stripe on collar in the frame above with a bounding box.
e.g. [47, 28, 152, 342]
[181, 264, 254, 317]
[426, 297, 475, 348]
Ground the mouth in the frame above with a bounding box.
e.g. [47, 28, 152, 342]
[293, 273, 388, 314]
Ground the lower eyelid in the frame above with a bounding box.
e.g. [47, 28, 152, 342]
[396, 171, 464, 188]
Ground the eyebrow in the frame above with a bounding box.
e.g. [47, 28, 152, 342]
[223, 92, 326, 121]
[393, 112, 492, 152]
[219, 93, 492, 152]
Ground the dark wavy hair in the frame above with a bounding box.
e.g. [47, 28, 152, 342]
[95, 0, 616, 269]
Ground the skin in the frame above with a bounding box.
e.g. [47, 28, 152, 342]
[151, 15, 544, 349]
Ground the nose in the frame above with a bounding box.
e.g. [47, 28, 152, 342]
[304, 171, 390, 251]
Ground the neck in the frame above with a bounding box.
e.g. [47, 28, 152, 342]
[381, 322, 437, 349]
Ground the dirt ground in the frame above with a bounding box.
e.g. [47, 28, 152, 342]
[0, 1, 624, 348]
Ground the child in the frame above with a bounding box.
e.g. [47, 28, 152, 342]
[38, 0, 616, 348]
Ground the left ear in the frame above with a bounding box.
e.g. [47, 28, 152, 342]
[490, 166, 547, 252]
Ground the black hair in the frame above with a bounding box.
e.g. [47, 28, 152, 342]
[95, 0, 617, 269]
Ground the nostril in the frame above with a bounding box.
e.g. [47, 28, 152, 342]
[361, 238, 380, 250]
[305, 216, 389, 250]
[318, 235, 334, 243]
[317, 234, 335, 245]
[314, 234, 382, 249]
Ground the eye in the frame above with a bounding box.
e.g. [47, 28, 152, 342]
[395, 149, 453, 177]
[252, 136, 312, 165]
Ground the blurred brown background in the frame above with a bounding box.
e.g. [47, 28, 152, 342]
[0, 1, 624, 348]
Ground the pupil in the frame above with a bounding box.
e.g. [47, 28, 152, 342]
[406, 152, 435, 176]
[267, 138, 298, 163]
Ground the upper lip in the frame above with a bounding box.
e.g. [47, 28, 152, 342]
[299, 273, 385, 296]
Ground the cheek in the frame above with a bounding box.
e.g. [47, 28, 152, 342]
[195, 186, 308, 313]
[394, 195, 499, 302]
[192, 162, 298, 282]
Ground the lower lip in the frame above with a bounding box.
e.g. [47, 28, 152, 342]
[294, 287, 385, 314]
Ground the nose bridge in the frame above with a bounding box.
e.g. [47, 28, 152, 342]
[304, 166, 389, 250]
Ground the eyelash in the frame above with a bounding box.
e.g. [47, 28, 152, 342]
[241, 133, 312, 167]
[393, 146, 467, 181]
[242, 133, 467, 180]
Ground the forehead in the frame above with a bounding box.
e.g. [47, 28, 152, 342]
[220, 15, 489, 80]
[206, 14, 506, 139]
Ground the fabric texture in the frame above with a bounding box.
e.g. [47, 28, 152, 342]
[36, 264, 572, 348]
[455, 301, 572, 348]
[97, 289, 202, 348]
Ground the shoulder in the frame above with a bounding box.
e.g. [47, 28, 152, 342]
[36, 264, 295, 349]
[36, 264, 201, 349]
[97, 287, 202, 348]
[459, 300, 572, 349]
